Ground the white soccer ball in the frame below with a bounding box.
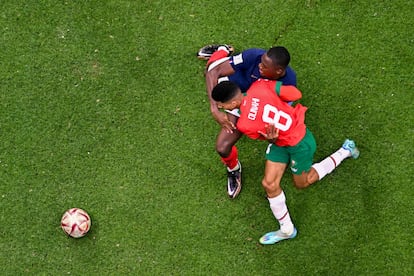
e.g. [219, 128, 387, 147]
[61, 208, 91, 238]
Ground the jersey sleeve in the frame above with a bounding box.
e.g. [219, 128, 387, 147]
[275, 82, 302, 102]
[278, 66, 297, 86]
[229, 48, 265, 71]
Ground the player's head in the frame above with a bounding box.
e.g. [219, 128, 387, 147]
[259, 46, 290, 80]
[211, 81, 243, 110]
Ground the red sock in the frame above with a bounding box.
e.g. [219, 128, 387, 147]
[207, 49, 230, 67]
[221, 146, 239, 170]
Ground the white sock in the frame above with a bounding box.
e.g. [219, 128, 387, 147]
[207, 57, 230, 72]
[312, 147, 351, 180]
[227, 162, 240, 172]
[268, 192, 294, 235]
[217, 46, 230, 53]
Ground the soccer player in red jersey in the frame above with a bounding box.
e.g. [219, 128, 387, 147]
[211, 80, 360, 245]
[198, 44, 297, 199]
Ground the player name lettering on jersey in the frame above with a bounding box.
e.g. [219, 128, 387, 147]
[248, 98, 260, 120]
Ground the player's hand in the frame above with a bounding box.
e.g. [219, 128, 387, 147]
[258, 124, 279, 143]
[213, 111, 236, 133]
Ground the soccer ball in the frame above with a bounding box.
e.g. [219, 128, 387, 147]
[61, 208, 91, 238]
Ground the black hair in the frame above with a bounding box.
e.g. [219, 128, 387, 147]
[266, 46, 290, 68]
[211, 81, 240, 103]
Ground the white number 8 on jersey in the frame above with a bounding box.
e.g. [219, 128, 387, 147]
[262, 104, 292, 131]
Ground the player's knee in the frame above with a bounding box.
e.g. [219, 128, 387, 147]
[215, 140, 233, 157]
[292, 173, 310, 189]
[262, 178, 283, 197]
[261, 178, 270, 190]
[293, 180, 309, 189]
[293, 169, 319, 189]
[307, 168, 320, 184]
[261, 178, 275, 193]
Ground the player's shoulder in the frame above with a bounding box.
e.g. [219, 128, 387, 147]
[285, 66, 296, 75]
[280, 66, 297, 86]
[249, 79, 278, 93]
[240, 48, 266, 57]
[230, 48, 265, 66]
[254, 78, 278, 86]
[232, 48, 266, 59]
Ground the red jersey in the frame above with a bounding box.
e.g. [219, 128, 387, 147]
[237, 79, 307, 147]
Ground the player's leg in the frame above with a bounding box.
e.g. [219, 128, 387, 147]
[259, 144, 297, 245]
[292, 167, 318, 188]
[197, 44, 234, 61]
[200, 45, 233, 76]
[303, 138, 360, 185]
[261, 160, 286, 198]
[206, 47, 230, 67]
[289, 129, 317, 189]
[311, 139, 359, 181]
[216, 112, 243, 199]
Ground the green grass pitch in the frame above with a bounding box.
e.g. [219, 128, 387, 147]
[0, 0, 413, 275]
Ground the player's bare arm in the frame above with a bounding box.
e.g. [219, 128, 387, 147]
[205, 61, 236, 131]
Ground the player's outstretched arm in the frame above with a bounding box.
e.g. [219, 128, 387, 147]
[205, 61, 236, 130]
